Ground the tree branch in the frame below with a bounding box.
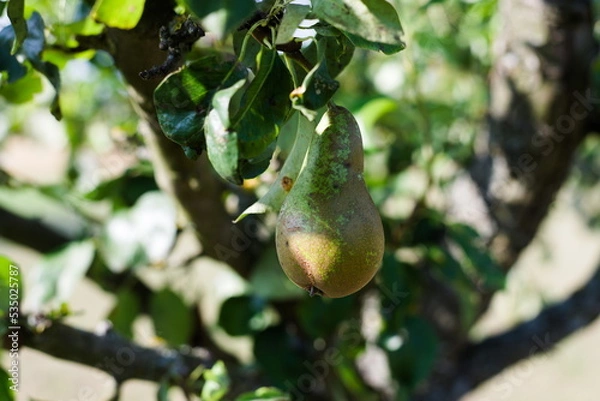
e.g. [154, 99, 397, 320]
[471, 0, 596, 269]
[0, 206, 73, 253]
[416, 260, 600, 401]
[11, 317, 214, 387]
[100, 0, 262, 277]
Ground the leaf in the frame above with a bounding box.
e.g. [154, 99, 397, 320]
[235, 387, 290, 401]
[291, 59, 339, 118]
[20, 12, 62, 118]
[297, 296, 355, 338]
[157, 380, 170, 401]
[312, 0, 405, 55]
[92, 0, 146, 29]
[107, 289, 141, 338]
[183, 0, 257, 37]
[310, 27, 356, 78]
[233, 46, 292, 160]
[154, 56, 247, 159]
[99, 191, 177, 272]
[0, 69, 43, 103]
[253, 325, 307, 387]
[0, 369, 15, 401]
[0, 25, 27, 83]
[201, 361, 230, 401]
[447, 223, 506, 290]
[26, 240, 95, 312]
[205, 79, 246, 184]
[380, 316, 438, 389]
[276, 4, 310, 45]
[85, 164, 158, 208]
[149, 289, 193, 346]
[218, 295, 271, 336]
[7, 0, 27, 54]
[234, 114, 315, 222]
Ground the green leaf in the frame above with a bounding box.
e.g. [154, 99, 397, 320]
[85, 164, 158, 208]
[312, 0, 405, 54]
[0, 25, 26, 82]
[7, 0, 27, 54]
[157, 380, 170, 401]
[0, 369, 15, 401]
[448, 223, 506, 290]
[26, 240, 95, 312]
[201, 361, 230, 401]
[297, 296, 355, 338]
[99, 191, 177, 272]
[149, 289, 193, 346]
[218, 295, 272, 336]
[276, 4, 310, 45]
[253, 325, 307, 387]
[235, 387, 290, 401]
[154, 56, 247, 159]
[19, 12, 62, 118]
[380, 316, 438, 389]
[108, 289, 141, 338]
[183, 0, 257, 37]
[235, 114, 315, 222]
[92, 0, 146, 29]
[205, 79, 246, 184]
[310, 27, 356, 78]
[291, 59, 339, 118]
[233, 46, 292, 160]
[0, 69, 43, 103]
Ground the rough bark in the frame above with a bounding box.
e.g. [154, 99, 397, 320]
[415, 260, 600, 401]
[472, 0, 596, 268]
[418, 0, 598, 397]
[101, 0, 261, 277]
[12, 316, 214, 385]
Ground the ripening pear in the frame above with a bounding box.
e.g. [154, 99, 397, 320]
[275, 104, 384, 298]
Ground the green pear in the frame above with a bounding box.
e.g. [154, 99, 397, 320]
[275, 104, 384, 298]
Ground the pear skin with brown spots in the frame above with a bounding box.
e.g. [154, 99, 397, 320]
[276, 104, 384, 298]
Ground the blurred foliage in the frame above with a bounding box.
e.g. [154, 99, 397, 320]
[0, 0, 598, 400]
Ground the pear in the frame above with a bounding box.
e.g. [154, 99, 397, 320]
[275, 104, 384, 298]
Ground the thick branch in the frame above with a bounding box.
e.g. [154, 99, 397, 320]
[101, 0, 261, 276]
[416, 260, 600, 401]
[11, 317, 213, 386]
[471, 0, 596, 268]
[0, 206, 73, 253]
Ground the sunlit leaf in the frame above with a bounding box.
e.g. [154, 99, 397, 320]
[312, 0, 405, 54]
[183, 0, 257, 37]
[92, 0, 146, 29]
[276, 4, 310, 45]
[99, 191, 177, 272]
[235, 387, 290, 401]
[26, 240, 95, 312]
[205, 79, 246, 184]
[154, 56, 247, 159]
[201, 361, 230, 401]
[7, 0, 27, 54]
